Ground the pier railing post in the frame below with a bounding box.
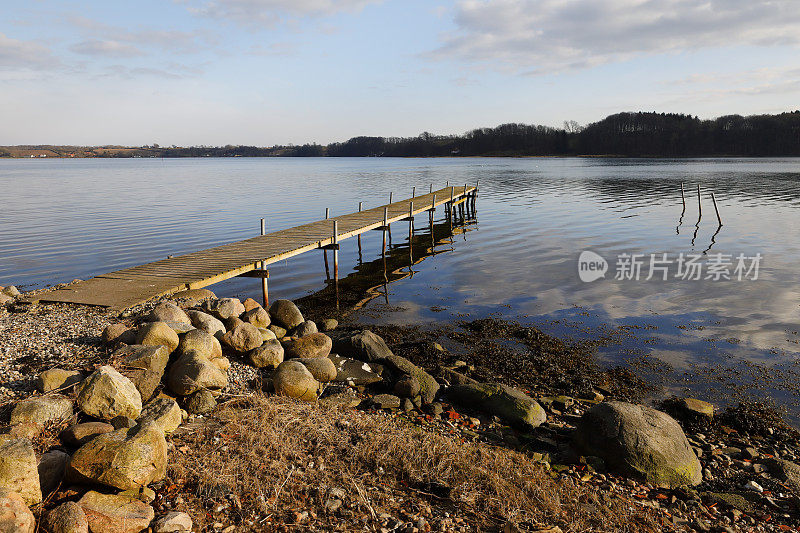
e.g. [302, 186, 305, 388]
[260, 218, 269, 307]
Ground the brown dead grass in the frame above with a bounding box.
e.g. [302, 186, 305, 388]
[167, 395, 664, 532]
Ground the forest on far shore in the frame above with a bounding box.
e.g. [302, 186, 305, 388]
[4, 111, 800, 159]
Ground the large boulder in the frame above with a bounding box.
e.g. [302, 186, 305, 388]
[36, 369, 84, 393]
[137, 398, 182, 433]
[248, 340, 284, 369]
[203, 298, 245, 320]
[0, 438, 41, 505]
[113, 345, 170, 402]
[184, 390, 216, 415]
[45, 500, 88, 533]
[273, 361, 319, 402]
[135, 322, 179, 353]
[0, 489, 35, 533]
[574, 401, 702, 488]
[380, 355, 439, 404]
[447, 383, 545, 430]
[186, 310, 225, 338]
[269, 299, 304, 330]
[328, 355, 382, 386]
[145, 302, 190, 325]
[79, 490, 154, 533]
[167, 351, 228, 396]
[67, 422, 167, 490]
[60, 422, 115, 447]
[221, 323, 263, 353]
[282, 333, 332, 359]
[297, 357, 337, 383]
[337, 330, 393, 362]
[77, 366, 142, 421]
[178, 328, 222, 359]
[11, 394, 73, 427]
[38, 449, 70, 495]
[242, 307, 270, 329]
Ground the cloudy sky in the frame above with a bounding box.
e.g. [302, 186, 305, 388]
[2, 0, 800, 146]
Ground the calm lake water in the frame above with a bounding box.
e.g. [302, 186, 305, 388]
[2, 157, 800, 416]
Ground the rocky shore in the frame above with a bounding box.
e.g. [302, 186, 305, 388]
[1, 282, 800, 532]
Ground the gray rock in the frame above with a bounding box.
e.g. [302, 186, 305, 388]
[78, 491, 154, 533]
[145, 302, 191, 325]
[574, 401, 702, 488]
[297, 357, 337, 383]
[60, 422, 115, 447]
[76, 366, 142, 421]
[113, 344, 170, 401]
[243, 307, 271, 329]
[248, 339, 284, 369]
[320, 389, 362, 409]
[268, 324, 287, 339]
[447, 383, 545, 430]
[282, 333, 332, 359]
[0, 438, 42, 505]
[0, 293, 13, 306]
[138, 397, 182, 433]
[1, 285, 21, 297]
[242, 298, 261, 312]
[102, 323, 132, 345]
[38, 449, 70, 495]
[765, 458, 800, 494]
[293, 320, 318, 337]
[152, 511, 193, 532]
[167, 350, 228, 396]
[337, 330, 394, 362]
[11, 394, 73, 427]
[273, 361, 319, 402]
[178, 328, 222, 359]
[186, 310, 225, 338]
[328, 355, 382, 386]
[269, 299, 304, 330]
[319, 318, 338, 332]
[35, 369, 83, 393]
[135, 321, 179, 353]
[67, 422, 167, 490]
[221, 322, 263, 353]
[45, 500, 88, 533]
[0, 489, 35, 533]
[372, 394, 401, 410]
[203, 297, 245, 320]
[394, 375, 421, 398]
[380, 354, 439, 404]
[185, 389, 216, 415]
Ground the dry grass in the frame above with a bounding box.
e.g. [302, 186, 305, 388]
[167, 395, 664, 532]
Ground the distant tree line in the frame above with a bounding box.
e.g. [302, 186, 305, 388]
[3, 111, 800, 158]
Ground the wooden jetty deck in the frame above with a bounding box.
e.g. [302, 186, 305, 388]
[28, 185, 477, 310]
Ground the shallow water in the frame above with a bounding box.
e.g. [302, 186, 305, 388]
[2, 157, 799, 416]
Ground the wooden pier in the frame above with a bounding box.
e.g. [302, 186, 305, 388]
[28, 185, 477, 310]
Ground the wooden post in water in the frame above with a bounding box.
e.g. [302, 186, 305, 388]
[325, 207, 330, 219]
[389, 191, 393, 204]
[408, 200, 414, 268]
[357, 201, 363, 262]
[711, 193, 723, 226]
[680, 182, 686, 208]
[260, 218, 269, 307]
[429, 183, 433, 194]
[332, 220, 339, 288]
[412, 186, 416, 198]
[696, 185, 702, 216]
[382, 207, 388, 257]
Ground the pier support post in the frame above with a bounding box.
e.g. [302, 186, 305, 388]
[696, 185, 702, 216]
[260, 218, 269, 308]
[333, 220, 339, 309]
[681, 182, 686, 208]
[408, 201, 414, 269]
[711, 192, 723, 226]
[412, 186, 416, 198]
[357, 201, 363, 263]
[382, 207, 388, 257]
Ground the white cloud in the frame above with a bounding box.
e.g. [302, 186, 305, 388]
[70, 39, 145, 58]
[68, 17, 217, 54]
[0, 33, 60, 70]
[184, 0, 380, 27]
[433, 0, 800, 73]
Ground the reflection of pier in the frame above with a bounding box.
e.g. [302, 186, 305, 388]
[298, 204, 478, 317]
[28, 185, 478, 310]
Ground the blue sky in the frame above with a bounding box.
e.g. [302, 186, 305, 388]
[2, 0, 800, 146]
